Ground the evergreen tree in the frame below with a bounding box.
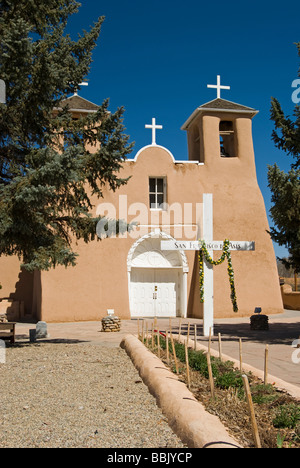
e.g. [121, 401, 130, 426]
[268, 43, 300, 272]
[0, 0, 133, 271]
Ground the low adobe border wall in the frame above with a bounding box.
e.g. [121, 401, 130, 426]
[120, 334, 242, 449]
[121, 333, 300, 449]
[281, 284, 300, 311]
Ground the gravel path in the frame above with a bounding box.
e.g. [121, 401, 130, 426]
[0, 342, 185, 448]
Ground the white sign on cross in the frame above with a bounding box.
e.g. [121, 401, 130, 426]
[145, 118, 163, 146]
[161, 194, 255, 337]
[207, 75, 230, 99]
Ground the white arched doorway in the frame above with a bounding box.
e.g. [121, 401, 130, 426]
[127, 231, 189, 318]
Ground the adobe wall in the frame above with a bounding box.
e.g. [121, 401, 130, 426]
[0, 119, 283, 321]
[281, 284, 300, 310]
[37, 142, 282, 322]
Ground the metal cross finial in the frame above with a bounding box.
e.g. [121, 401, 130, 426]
[145, 118, 163, 146]
[207, 75, 230, 99]
[74, 81, 88, 96]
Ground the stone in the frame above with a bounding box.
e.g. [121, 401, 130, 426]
[101, 315, 121, 333]
[35, 321, 49, 339]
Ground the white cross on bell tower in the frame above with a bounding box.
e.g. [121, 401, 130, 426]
[145, 118, 163, 146]
[207, 75, 230, 99]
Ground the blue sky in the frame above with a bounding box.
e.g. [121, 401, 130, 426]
[68, 0, 299, 259]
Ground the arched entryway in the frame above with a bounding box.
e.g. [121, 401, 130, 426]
[127, 231, 189, 318]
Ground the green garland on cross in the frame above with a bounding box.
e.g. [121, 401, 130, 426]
[198, 239, 238, 313]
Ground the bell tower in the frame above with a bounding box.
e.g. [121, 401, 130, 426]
[181, 97, 259, 173]
[180, 78, 283, 318]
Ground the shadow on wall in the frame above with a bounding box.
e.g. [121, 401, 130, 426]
[0, 269, 41, 322]
[281, 284, 300, 310]
[187, 252, 203, 319]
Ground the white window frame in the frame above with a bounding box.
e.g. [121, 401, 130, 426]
[149, 177, 167, 211]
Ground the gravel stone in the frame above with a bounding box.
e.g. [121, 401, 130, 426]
[0, 342, 185, 448]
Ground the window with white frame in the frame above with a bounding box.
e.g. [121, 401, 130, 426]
[149, 177, 166, 210]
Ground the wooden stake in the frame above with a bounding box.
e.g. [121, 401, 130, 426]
[151, 322, 154, 348]
[141, 320, 144, 343]
[166, 331, 170, 365]
[218, 333, 222, 361]
[170, 332, 179, 374]
[239, 339, 243, 373]
[242, 374, 261, 448]
[157, 328, 160, 358]
[145, 322, 148, 347]
[185, 341, 191, 389]
[187, 321, 190, 343]
[264, 345, 269, 385]
[206, 351, 215, 399]
[208, 327, 212, 354]
[137, 319, 140, 340]
[178, 318, 182, 341]
[194, 324, 197, 351]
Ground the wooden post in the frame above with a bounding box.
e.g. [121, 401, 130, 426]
[206, 351, 215, 399]
[187, 321, 190, 343]
[178, 318, 182, 341]
[194, 324, 197, 351]
[264, 345, 269, 385]
[145, 321, 148, 347]
[242, 374, 261, 448]
[141, 320, 144, 343]
[157, 328, 160, 358]
[137, 319, 140, 340]
[218, 333, 222, 361]
[170, 333, 179, 374]
[166, 331, 170, 365]
[239, 339, 243, 373]
[208, 327, 212, 354]
[185, 341, 191, 390]
[151, 322, 154, 348]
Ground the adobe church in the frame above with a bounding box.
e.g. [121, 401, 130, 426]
[0, 77, 283, 324]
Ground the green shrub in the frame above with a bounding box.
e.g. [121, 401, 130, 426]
[250, 384, 279, 405]
[273, 404, 300, 429]
[215, 370, 243, 390]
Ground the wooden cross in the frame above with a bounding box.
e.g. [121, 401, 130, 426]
[145, 118, 163, 146]
[161, 194, 255, 336]
[207, 75, 230, 99]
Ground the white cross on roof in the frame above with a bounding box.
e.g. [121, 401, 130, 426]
[74, 81, 88, 96]
[207, 75, 230, 99]
[145, 118, 163, 146]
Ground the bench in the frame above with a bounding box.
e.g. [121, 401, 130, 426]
[0, 322, 16, 344]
